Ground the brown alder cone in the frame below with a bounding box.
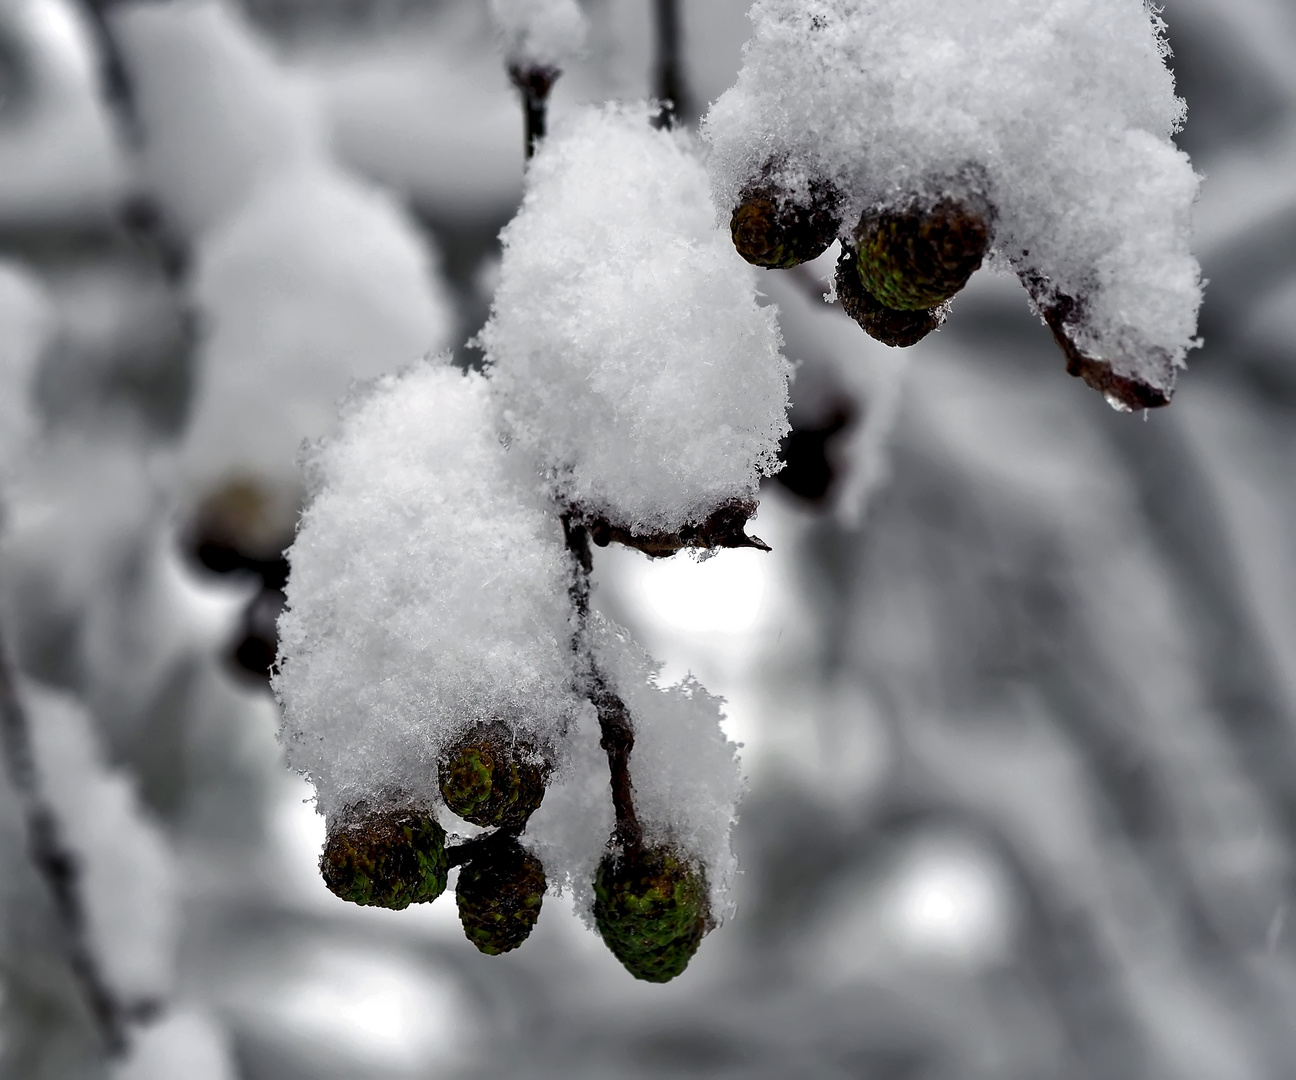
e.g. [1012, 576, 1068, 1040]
[835, 244, 944, 347]
[438, 721, 549, 830]
[730, 176, 843, 269]
[853, 190, 994, 310]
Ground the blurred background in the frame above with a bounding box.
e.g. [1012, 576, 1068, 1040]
[1, 0, 1295, 1077]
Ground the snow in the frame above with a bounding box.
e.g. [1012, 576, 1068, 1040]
[480, 102, 790, 536]
[490, 0, 588, 69]
[273, 362, 583, 821]
[703, 0, 1203, 395]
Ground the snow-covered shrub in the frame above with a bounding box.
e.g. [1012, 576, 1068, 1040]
[704, 0, 1202, 409]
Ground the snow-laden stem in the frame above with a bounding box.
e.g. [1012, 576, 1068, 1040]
[509, 64, 559, 160]
[651, 0, 687, 129]
[562, 516, 644, 856]
[0, 626, 131, 1057]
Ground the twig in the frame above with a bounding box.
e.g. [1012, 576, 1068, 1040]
[561, 516, 644, 856]
[0, 628, 130, 1056]
[509, 64, 559, 160]
[651, 0, 689, 129]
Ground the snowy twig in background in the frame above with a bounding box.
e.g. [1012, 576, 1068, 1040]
[0, 636, 129, 1055]
[490, 0, 587, 157]
[651, 0, 688, 128]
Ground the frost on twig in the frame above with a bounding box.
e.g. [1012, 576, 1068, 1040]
[479, 103, 790, 555]
[704, 0, 1202, 409]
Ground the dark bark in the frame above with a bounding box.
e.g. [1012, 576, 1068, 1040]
[509, 64, 559, 160]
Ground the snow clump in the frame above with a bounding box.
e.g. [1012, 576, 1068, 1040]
[480, 102, 790, 537]
[489, 0, 588, 69]
[704, 0, 1202, 396]
[273, 361, 583, 821]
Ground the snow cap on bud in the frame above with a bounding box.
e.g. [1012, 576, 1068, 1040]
[321, 804, 448, 909]
[490, 0, 588, 69]
[456, 837, 546, 955]
[273, 361, 582, 819]
[479, 102, 790, 538]
[593, 846, 709, 983]
[439, 721, 549, 830]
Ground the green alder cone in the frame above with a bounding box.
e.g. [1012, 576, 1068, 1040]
[321, 807, 449, 910]
[835, 245, 943, 347]
[456, 839, 546, 956]
[730, 180, 842, 269]
[593, 846, 710, 983]
[438, 723, 549, 830]
[854, 194, 992, 310]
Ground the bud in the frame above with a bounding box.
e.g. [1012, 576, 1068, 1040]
[592, 846, 710, 983]
[438, 722, 549, 830]
[835, 245, 943, 347]
[321, 806, 448, 910]
[853, 191, 992, 310]
[456, 838, 546, 955]
[730, 177, 842, 269]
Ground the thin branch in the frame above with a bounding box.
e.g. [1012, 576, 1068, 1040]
[0, 628, 130, 1056]
[561, 517, 644, 856]
[651, 0, 690, 129]
[509, 64, 559, 160]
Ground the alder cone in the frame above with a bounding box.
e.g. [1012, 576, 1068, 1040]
[321, 807, 448, 910]
[836, 246, 943, 347]
[730, 180, 842, 269]
[456, 839, 546, 955]
[438, 723, 548, 830]
[593, 846, 710, 983]
[854, 193, 992, 310]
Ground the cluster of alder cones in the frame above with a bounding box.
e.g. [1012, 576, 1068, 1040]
[730, 167, 1171, 411]
[318, 722, 711, 983]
